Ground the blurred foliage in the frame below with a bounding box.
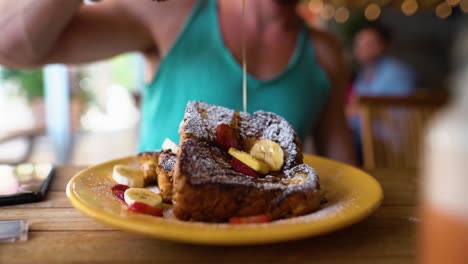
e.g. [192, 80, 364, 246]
[1, 68, 44, 99]
[110, 54, 138, 91]
[73, 53, 140, 114]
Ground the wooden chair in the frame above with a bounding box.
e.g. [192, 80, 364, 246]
[357, 92, 449, 170]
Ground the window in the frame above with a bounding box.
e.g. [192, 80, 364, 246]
[0, 53, 145, 164]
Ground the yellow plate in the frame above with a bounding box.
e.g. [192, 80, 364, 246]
[66, 154, 383, 245]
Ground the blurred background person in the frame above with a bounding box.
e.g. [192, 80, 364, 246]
[347, 24, 417, 164]
[353, 24, 416, 97]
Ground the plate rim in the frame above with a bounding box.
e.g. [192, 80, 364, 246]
[66, 154, 383, 245]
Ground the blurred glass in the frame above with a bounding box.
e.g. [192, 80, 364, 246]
[419, 22, 468, 264]
[0, 220, 28, 243]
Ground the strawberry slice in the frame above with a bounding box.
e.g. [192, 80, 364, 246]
[128, 202, 163, 217]
[111, 184, 129, 201]
[229, 215, 271, 224]
[231, 158, 259, 177]
[216, 123, 240, 149]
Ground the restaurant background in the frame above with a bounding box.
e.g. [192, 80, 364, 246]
[0, 0, 466, 166]
[0, 1, 467, 263]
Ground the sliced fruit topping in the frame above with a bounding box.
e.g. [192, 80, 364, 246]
[111, 184, 130, 201]
[229, 214, 271, 224]
[289, 173, 308, 185]
[231, 158, 259, 177]
[124, 188, 163, 209]
[112, 165, 145, 188]
[228, 148, 270, 174]
[243, 137, 258, 152]
[250, 139, 284, 172]
[128, 202, 163, 217]
[161, 138, 179, 154]
[216, 123, 240, 149]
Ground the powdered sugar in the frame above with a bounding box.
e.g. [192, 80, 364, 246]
[182, 101, 302, 169]
[159, 150, 176, 172]
[178, 101, 319, 193]
[243, 111, 302, 169]
[275, 197, 359, 225]
[182, 101, 234, 142]
[283, 164, 320, 190]
[178, 138, 318, 193]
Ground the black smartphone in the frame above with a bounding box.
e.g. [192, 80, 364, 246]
[0, 163, 54, 206]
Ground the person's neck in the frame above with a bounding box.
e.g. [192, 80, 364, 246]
[364, 56, 386, 70]
[251, 0, 299, 28]
[221, 0, 300, 30]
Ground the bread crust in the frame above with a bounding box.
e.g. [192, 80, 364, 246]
[173, 101, 321, 222]
[156, 150, 176, 203]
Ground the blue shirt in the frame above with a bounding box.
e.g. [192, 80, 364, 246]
[354, 57, 415, 96]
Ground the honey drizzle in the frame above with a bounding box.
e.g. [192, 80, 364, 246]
[242, 0, 247, 113]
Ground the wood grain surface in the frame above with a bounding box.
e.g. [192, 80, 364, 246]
[0, 166, 420, 264]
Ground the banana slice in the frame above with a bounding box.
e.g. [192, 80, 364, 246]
[162, 138, 179, 154]
[289, 173, 308, 185]
[112, 165, 145, 188]
[250, 139, 284, 171]
[228, 148, 270, 174]
[124, 188, 163, 209]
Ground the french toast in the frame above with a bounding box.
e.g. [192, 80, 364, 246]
[137, 151, 161, 185]
[138, 150, 176, 203]
[155, 150, 176, 203]
[173, 101, 321, 222]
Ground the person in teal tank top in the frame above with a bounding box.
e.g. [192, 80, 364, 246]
[141, 0, 330, 151]
[0, 0, 356, 164]
[139, 0, 356, 164]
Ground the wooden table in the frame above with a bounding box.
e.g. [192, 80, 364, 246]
[0, 166, 419, 264]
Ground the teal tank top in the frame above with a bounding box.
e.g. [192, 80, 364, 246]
[139, 0, 330, 151]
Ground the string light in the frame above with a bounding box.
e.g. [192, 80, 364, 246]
[364, 3, 381, 21]
[320, 3, 336, 20]
[334, 6, 350, 23]
[435, 2, 452, 18]
[401, 0, 418, 16]
[305, 0, 463, 21]
[461, 0, 468, 12]
[446, 0, 461, 6]
[308, 0, 323, 13]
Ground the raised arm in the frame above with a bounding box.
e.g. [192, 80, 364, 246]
[0, 0, 191, 68]
[310, 29, 358, 166]
[0, 0, 80, 67]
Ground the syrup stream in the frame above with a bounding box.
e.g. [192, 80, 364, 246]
[242, 0, 247, 113]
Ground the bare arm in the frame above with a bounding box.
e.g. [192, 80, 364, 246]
[0, 0, 82, 67]
[0, 0, 192, 68]
[44, 1, 154, 65]
[310, 30, 358, 166]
